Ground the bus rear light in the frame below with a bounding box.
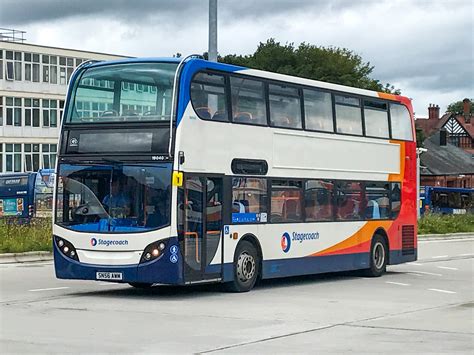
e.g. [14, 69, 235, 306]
[54, 236, 79, 261]
[140, 240, 167, 264]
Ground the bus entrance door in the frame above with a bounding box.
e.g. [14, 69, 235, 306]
[181, 176, 223, 283]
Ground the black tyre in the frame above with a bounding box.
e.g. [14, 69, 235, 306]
[129, 282, 153, 289]
[224, 240, 260, 292]
[363, 235, 388, 277]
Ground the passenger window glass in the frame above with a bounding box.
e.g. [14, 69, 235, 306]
[304, 180, 334, 221]
[365, 182, 390, 219]
[269, 84, 302, 129]
[364, 100, 389, 138]
[271, 180, 303, 223]
[232, 178, 267, 223]
[335, 95, 362, 135]
[230, 77, 267, 125]
[303, 89, 334, 132]
[335, 182, 366, 220]
[390, 104, 413, 140]
[191, 72, 228, 121]
[391, 183, 401, 218]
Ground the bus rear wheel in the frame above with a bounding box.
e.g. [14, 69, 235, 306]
[363, 235, 388, 277]
[224, 240, 260, 292]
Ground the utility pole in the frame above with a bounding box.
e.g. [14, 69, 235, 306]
[208, 0, 218, 62]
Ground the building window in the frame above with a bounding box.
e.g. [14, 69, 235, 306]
[0, 96, 3, 126]
[42, 144, 57, 169]
[190, 72, 229, 121]
[305, 180, 334, 221]
[0, 144, 3, 173]
[6, 51, 23, 81]
[24, 144, 40, 172]
[59, 56, 75, 84]
[230, 76, 267, 126]
[42, 54, 50, 82]
[50, 55, 58, 84]
[24, 52, 32, 81]
[59, 100, 65, 123]
[42, 99, 58, 127]
[6, 97, 22, 126]
[5, 50, 14, 80]
[0, 49, 3, 80]
[32, 54, 40, 82]
[271, 180, 303, 223]
[303, 89, 334, 132]
[335, 95, 363, 135]
[232, 177, 268, 223]
[5, 144, 22, 172]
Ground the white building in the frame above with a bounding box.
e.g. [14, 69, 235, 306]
[0, 36, 125, 173]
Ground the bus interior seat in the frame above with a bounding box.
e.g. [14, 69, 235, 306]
[212, 110, 227, 121]
[233, 112, 253, 123]
[232, 200, 248, 213]
[196, 107, 211, 120]
[282, 199, 299, 221]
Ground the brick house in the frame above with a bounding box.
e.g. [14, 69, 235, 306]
[415, 99, 474, 188]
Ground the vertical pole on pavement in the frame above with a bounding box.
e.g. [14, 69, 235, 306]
[208, 0, 218, 62]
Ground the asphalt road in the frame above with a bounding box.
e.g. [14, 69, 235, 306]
[0, 238, 473, 354]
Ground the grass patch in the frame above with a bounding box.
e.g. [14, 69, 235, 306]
[418, 214, 474, 235]
[0, 218, 52, 253]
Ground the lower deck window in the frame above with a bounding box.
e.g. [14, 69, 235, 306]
[232, 177, 267, 223]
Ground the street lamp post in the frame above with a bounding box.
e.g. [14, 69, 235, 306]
[208, 0, 218, 62]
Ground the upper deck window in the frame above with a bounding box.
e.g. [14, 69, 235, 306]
[230, 77, 267, 126]
[67, 62, 178, 124]
[191, 72, 229, 122]
[364, 100, 389, 138]
[390, 104, 413, 140]
[268, 84, 302, 129]
[335, 95, 363, 135]
[303, 89, 334, 132]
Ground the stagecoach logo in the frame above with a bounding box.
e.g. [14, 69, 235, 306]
[281, 231, 320, 253]
[281, 232, 291, 253]
[70, 138, 79, 147]
[90, 237, 128, 247]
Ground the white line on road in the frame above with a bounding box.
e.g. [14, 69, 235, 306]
[437, 266, 458, 271]
[407, 273, 425, 277]
[28, 287, 69, 292]
[458, 253, 474, 257]
[428, 288, 456, 294]
[408, 262, 423, 266]
[385, 281, 410, 286]
[432, 255, 449, 259]
[406, 270, 443, 276]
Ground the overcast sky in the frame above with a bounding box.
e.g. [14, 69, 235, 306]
[1, 0, 472, 117]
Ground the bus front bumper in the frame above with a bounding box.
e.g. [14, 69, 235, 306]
[53, 237, 184, 285]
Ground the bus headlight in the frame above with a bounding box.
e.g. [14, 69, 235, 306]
[140, 240, 167, 264]
[54, 236, 79, 261]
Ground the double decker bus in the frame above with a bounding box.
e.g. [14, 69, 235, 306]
[53, 57, 417, 292]
[0, 169, 55, 219]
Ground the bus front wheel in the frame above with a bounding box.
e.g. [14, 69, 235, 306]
[363, 235, 388, 277]
[224, 240, 260, 292]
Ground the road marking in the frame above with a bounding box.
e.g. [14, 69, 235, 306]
[407, 270, 443, 276]
[386, 281, 410, 286]
[458, 253, 473, 257]
[432, 255, 449, 259]
[28, 287, 69, 292]
[408, 262, 423, 266]
[428, 288, 456, 294]
[437, 266, 458, 271]
[407, 273, 424, 277]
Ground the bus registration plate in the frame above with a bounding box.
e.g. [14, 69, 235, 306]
[96, 272, 123, 280]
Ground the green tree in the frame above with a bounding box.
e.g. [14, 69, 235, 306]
[446, 99, 473, 114]
[219, 39, 400, 94]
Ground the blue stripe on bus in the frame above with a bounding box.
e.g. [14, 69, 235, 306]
[176, 59, 245, 126]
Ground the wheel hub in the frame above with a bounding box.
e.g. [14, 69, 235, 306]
[373, 242, 385, 269]
[237, 252, 256, 282]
